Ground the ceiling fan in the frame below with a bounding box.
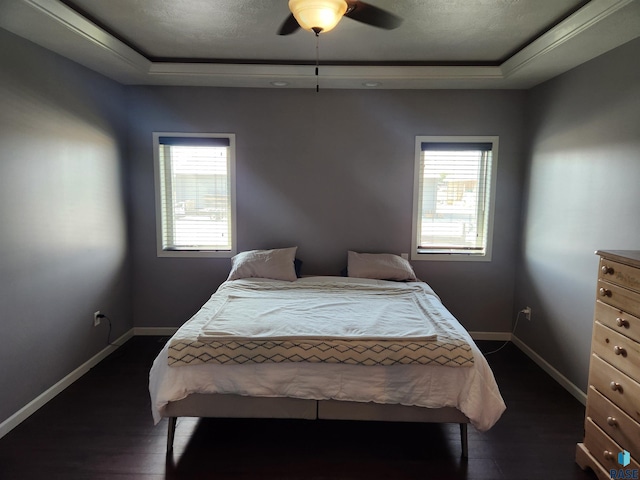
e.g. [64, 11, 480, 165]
[278, 0, 403, 35]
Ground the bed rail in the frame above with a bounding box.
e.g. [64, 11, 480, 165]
[164, 395, 470, 458]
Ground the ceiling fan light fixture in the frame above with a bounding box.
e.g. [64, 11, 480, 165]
[288, 0, 348, 33]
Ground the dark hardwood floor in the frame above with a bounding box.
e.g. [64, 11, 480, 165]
[0, 337, 598, 480]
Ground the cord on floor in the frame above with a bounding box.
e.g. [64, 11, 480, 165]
[482, 310, 524, 356]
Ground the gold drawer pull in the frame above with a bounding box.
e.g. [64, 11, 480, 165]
[610, 381, 623, 392]
[616, 317, 630, 328]
[599, 287, 612, 297]
[604, 450, 616, 461]
[601, 265, 614, 275]
[607, 416, 618, 427]
[614, 345, 627, 356]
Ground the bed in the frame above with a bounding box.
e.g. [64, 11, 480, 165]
[149, 249, 506, 457]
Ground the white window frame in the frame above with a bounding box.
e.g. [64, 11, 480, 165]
[411, 136, 498, 262]
[153, 132, 237, 258]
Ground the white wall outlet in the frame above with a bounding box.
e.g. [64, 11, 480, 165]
[94, 311, 101, 327]
[522, 306, 532, 321]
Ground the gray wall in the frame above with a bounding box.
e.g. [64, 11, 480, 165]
[9, 21, 637, 431]
[127, 87, 527, 332]
[515, 37, 640, 392]
[0, 29, 131, 424]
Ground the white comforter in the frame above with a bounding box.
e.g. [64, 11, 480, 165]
[199, 292, 437, 341]
[149, 276, 506, 431]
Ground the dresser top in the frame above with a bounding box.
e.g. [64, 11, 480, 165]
[596, 250, 640, 268]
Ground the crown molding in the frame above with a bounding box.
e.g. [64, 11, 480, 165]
[1, 0, 639, 89]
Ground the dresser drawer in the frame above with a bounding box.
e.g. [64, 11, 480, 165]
[587, 386, 640, 459]
[600, 257, 640, 294]
[576, 442, 618, 480]
[589, 354, 640, 423]
[595, 300, 640, 344]
[597, 280, 640, 319]
[584, 418, 640, 472]
[592, 322, 640, 383]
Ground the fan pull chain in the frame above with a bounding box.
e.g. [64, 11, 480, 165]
[315, 30, 320, 93]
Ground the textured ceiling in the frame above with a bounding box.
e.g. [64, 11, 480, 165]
[1, 0, 639, 89]
[60, 0, 587, 64]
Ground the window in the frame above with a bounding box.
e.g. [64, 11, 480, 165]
[153, 133, 236, 257]
[411, 136, 498, 261]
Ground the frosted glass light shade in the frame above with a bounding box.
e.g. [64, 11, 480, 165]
[288, 0, 348, 33]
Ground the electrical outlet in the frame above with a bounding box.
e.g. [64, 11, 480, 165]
[522, 306, 532, 321]
[94, 311, 102, 327]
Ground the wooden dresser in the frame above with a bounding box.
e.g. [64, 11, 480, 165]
[576, 250, 640, 479]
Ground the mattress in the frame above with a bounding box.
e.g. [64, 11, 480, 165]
[168, 278, 474, 367]
[149, 276, 506, 432]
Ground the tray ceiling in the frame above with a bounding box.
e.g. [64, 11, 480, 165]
[1, 0, 639, 89]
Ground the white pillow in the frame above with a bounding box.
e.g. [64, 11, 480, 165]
[227, 247, 298, 281]
[347, 251, 417, 281]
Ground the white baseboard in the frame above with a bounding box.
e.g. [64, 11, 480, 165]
[0, 327, 587, 442]
[469, 331, 512, 341]
[471, 332, 586, 405]
[511, 334, 587, 406]
[0, 329, 134, 440]
[133, 327, 178, 336]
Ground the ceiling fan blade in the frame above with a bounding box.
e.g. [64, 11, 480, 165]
[345, 1, 402, 30]
[278, 13, 301, 35]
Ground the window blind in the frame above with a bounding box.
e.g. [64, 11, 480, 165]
[416, 141, 493, 255]
[156, 135, 234, 253]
